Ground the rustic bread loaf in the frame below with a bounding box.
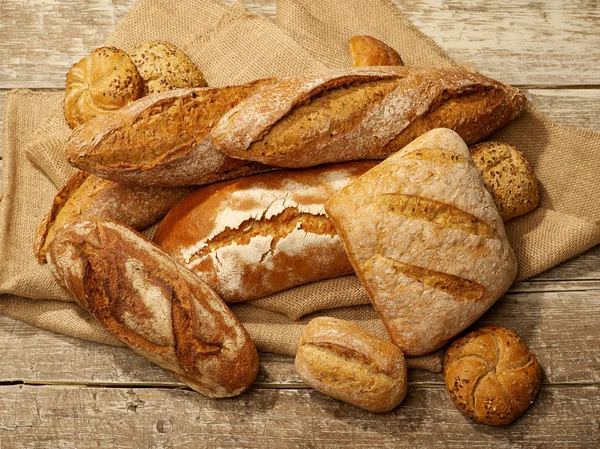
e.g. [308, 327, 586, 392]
[470, 141, 539, 221]
[46, 219, 259, 398]
[295, 317, 407, 413]
[34, 171, 194, 263]
[325, 128, 517, 356]
[154, 162, 376, 302]
[66, 81, 275, 186]
[348, 35, 404, 67]
[444, 325, 542, 426]
[128, 41, 207, 95]
[66, 67, 525, 187]
[64, 47, 143, 128]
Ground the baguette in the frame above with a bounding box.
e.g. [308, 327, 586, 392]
[325, 128, 517, 356]
[348, 35, 404, 67]
[34, 171, 194, 263]
[47, 219, 259, 398]
[153, 162, 376, 302]
[66, 67, 525, 187]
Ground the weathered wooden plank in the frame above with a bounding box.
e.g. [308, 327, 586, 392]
[1, 0, 599, 88]
[1, 289, 599, 387]
[0, 385, 597, 448]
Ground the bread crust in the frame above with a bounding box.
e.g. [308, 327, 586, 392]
[47, 219, 259, 398]
[325, 128, 517, 356]
[348, 35, 404, 67]
[443, 325, 542, 426]
[154, 161, 376, 302]
[295, 317, 407, 413]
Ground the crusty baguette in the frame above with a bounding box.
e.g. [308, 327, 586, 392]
[348, 35, 404, 67]
[325, 128, 517, 356]
[295, 317, 407, 413]
[47, 219, 259, 398]
[34, 171, 194, 263]
[66, 67, 525, 187]
[67, 81, 275, 187]
[153, 161, 377, 302]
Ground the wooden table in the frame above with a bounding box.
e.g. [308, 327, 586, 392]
[1, 1, 599, 447]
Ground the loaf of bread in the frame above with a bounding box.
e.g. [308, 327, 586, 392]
[34, 171, 194, 263]
[470, 141, 539, 221]
[66, 81, 275, 186]
[295, 317, 407, 413]
[325, 128, 517, 356]
[66, 67, 525, 187]
[128, 41, 207, 95]
[47, 219, 259, 398]
[154, 162, 376, 302]
[64, 47, 143, 128]
[348, 35, 404, 67]
[444, 325, 542, 426]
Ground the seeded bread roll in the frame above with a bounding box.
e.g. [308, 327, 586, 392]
[47, 219, 259, 398]
[325, 128, 517, 356]
[470, 141, 539, 221]
[154, 162, 376, 302]
[129, 41, 207, 95]
[64, 47, 142, 128]
[295, 317, 408, 413]
[444, 325, 542, 426]
[348, 35, 404, 67]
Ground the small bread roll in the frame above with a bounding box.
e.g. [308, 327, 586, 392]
[64, 47, 143, 128]
[348, 35, 404, 67]
[128, 41, 207, 95]
[470, 141, 539, 221]
[295, 317, 407, 413]
[444, 326, 542, 426]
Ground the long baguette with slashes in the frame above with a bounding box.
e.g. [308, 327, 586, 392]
[66, 66, 526, 187]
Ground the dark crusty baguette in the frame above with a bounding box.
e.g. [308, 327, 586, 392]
[325, 128, 517, 356]
[66, 67, 525, 187]
[34, 171, 194, 263]
[295, 317, 407, 413]
[47, 219, 259, 398]
[153, 162, 376, 303]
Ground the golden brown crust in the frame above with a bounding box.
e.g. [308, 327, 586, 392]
[295, 317, 407, 413]
[153, 162, 376, 302]
[348, 35, 404, 67]
[443, 325, 542, 426]
[470, 141, 539, 221]
[64, 47, 142, 128]
[128, 41, 207, 95]
[34, 171, 194, 263]
[324, 128, 517, 356]
[47, 219, 259, 398]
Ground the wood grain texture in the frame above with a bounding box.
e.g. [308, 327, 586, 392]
[0, 384, 598, 448]
[0, 0, 599, 87]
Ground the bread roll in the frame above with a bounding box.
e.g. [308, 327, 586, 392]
[325, 128, 517, 356]
[64, 47, 142, 128]
[348, 35, 404, 67]
[47, 219, 259, 398]
[444, 325, 542, 426]
[295, 317, 407, 413]
[129, 41, 207, 95]
[154, 162, 376, 302]
[470, 141, 539, 221]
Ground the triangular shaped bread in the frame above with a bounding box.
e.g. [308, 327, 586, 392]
[325, 128, 517, 356]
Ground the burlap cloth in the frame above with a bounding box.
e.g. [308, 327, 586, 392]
[1, 0, 599, 373]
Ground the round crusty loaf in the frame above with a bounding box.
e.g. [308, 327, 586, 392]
[443, 325, 542, 426]
[64, 47, 143, 128]
[128, 41, 207, 95]
[470, 141, 539, 221]
[295, 317, 408, 413]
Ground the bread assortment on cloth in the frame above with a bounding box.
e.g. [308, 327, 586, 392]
[444, 325, 542, 426]
[46, 218, 259, 398]
[295, 317, 408, 413]
[154, 162, 376, 302]
[325, 128, 518, 356]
